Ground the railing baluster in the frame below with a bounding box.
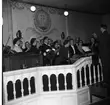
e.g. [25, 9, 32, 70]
[84, 66, 87, 86]
[21, 79, 24, 97]
[97, 64, 100, 82]
[89, 64, 92, 85]
[13, 80, 16, 99]
[28, 77, 31, 94]
[3, 79, 7, 103]
[93, 65, 96, 84]
[64, 73, 67, 90]
[48, 74, 51, 91]
[79, 69, 82, 88]
[99, 59, 103, 81]
[56, 74, 59, 91]
[100, 64, 103, 82]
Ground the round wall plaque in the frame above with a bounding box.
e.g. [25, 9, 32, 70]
[34, 9, 51, 32]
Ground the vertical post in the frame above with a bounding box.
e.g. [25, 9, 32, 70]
[64, 73, 67, 90]
[28, 77, 31, 95]
[93, 65, 96, 84]
[3, 78, 7, 103]
[89, 64, 92, 85]
[13, 80, 16, 100]
[72, 67, 77, 90]
[84, 66, 87, 86]
[99, 59, 103, 81]
[97, 64, 100, 82]
[48, 74, 51, 91]
[21, 79, 24, 97]
[79, 69, 82, 88]
[56, 74, 59, 91]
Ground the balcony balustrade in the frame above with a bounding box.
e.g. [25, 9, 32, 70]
[3, 56, 103, 105]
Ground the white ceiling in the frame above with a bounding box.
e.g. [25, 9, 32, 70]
[17, 0, 110, 14]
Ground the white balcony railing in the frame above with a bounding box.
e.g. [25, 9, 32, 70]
[3, 56, 103, 105]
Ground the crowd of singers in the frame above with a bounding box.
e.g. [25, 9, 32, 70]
[3, 31, 99, 66]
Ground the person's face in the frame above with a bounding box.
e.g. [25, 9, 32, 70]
[25, 42, 30, 48]
[19, 41, 23, 47]
[100, 27, 105, 33]
[91, 38, 95, 43]
[16, 40, 20, 46]
[92, 33, 97, 38]
[33, 40, 37, 46]
[79, 41, 83, 46]
[55, 43, 59, 49]
[65, 43, 69, 47]
[44, 38, 48, 44]
[48, 39, 51, 45]
[69, 40, 74, 45]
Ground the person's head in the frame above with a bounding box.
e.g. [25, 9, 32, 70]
[13, 38, 20, 46]
[25, 41, 31, 49]
[48, 38, 53, 46]
[78, 40, 83, 46]
[53, 41, 59, 49]
[66, 36, 71, 40]
[16, 30, 22, 39]
[63, 39, 69, 47]
[61, 32, 65, 40]
[19, 40, 23, 48]
[40, 39, 44, 45]
[75, 37, 80, 44]
[92, 32, 97, 39]
[43, 36, 48, 44]
[100, 24, 107, 33]
[90, 37, 95, 44]
[30, 38, 37, 46]
[69, 39, 74, 46]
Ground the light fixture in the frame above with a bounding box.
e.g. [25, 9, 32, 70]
[64, 11, 69, 16]
[64, 4, 69, 16]
[30, 6, 36, 12]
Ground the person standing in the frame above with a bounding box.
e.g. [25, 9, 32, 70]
[99, 24, 110, 85]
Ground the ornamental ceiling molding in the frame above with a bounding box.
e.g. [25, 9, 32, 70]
[9, 0, 64, 15]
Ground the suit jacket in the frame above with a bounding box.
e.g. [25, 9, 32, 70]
[40, 44, 51, 53]
[68, 45, 75, 58]
[57, 46, 69, 64]
[99, 31, 110, 62]
[39, 43, 52, 66]
[98, 31, 110, 84]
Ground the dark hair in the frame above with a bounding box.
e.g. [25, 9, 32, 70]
[101, 24, 107, 29]
[66, 36, 72, 40]
[30, 38, 36, 45]
[63, 39, 69, 45]
[43, 36, 48, 42]
[13, 38, 20, 45]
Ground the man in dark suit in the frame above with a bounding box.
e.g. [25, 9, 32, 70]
[40, 37, 52, 66]
[99, 24, 110, 85]
[68, 39, 76, 58]
[56, 39, 70, 65]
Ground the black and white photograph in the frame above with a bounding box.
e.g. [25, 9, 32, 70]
[2, 0, 110, 105]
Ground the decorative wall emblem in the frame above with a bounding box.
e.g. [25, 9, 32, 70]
[34, 9, 51, 32]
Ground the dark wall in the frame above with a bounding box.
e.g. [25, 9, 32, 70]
[68, 12, 102, 43]
[101, 14, 110, 33]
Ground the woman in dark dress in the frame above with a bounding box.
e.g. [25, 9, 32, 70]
[30, 38, 39, 54]
[89, 37, 99, 65]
